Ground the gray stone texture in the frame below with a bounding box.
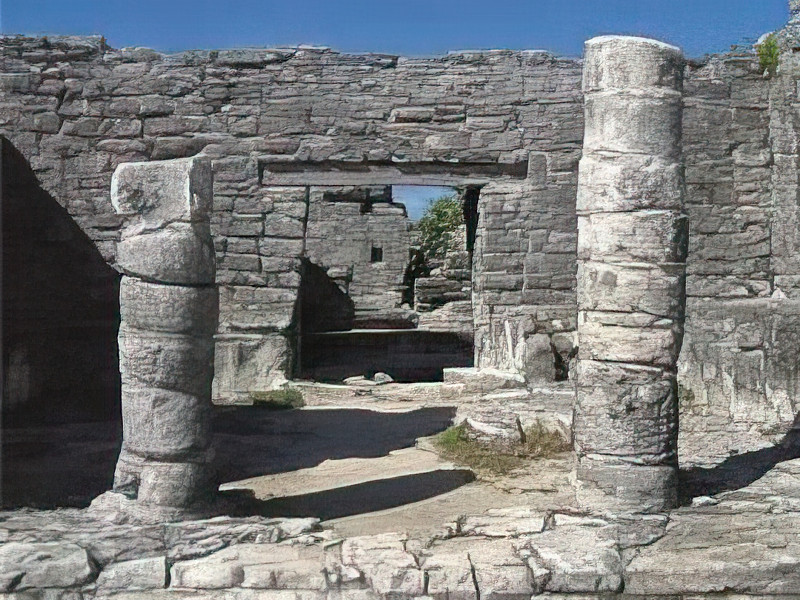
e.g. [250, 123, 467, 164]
[111, 156, 218, 507]
[1, 19, 800, 467]
[575, 36, 686, 512]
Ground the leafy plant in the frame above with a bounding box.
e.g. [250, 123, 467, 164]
[248, 388, 305, 410]
[758, 33, 780, 77]
[417, 194, 462, 261]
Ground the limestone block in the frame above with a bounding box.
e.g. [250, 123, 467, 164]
[576, 456, 677, 513]
[575, 361, 677, 459]
[521, 333, 556, 383]
[442, 367, 526, 393]
[113, 445, 146, 494]
[119, 325, 214, 396]
[578, 311, 683, 367]
[170, 543, 323, 590]
[121, 387, 210, 459]
[583, 36, 682, 93]
[526, 522, 623, 593]
[116, 222, 215, 285]
[577, 262, 685, 319]
[120, 279, 218, 335]
[212, 334, 291, 403]
[584, 92, 682, 158]
[95, 556, 168, 592]
[577, 154, 683, 213]
[0, 542, 95, 591]
[577, 212, 688, 264]
[340, 534, 424, 596]
[137, 459, 210, 507]
[111, 156, 212, 224]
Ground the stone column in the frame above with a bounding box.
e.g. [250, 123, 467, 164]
[791, 0, 800, 23]
[111, 156, 218, 508]
[574, 36, 686, 513]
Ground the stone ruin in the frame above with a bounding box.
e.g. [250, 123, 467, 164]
[4, 5, 800, 598]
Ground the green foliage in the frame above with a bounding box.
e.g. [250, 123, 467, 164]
[417, 194, 462, 261]
[248, 388, 305, 410]
[433, 419, 571, 476]
[758, 33, 780, 77]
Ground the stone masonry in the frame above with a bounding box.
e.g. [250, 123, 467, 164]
[111, 156, 218, 508]
[574, 37, 687, 512]
[3, 4, 800, 468]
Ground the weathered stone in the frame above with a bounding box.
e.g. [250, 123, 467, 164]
[339, 534, 424, 597]
[120, 279, 218, 335]
[583, 35, 683, 93]
[574, 361, 677, 459]
[121, 387, 210, 459]
[577, 212, 688, 264]
[577, 310, 683, 367]
[111, 156, 213, 224]
[119, 325, 214, 396]
[577, 154, 683, 213]
[575, 35, 685, 512]
[576, 261, 685, 319]
[95, 556, 168, 591]
[576, 456, 678, 513]
[137, 459, 211, 507]
[584, 93, 682, 158]
[116, 222, 215, 285]
[0, 542, 94, 591]
[111, 156, 217, 509]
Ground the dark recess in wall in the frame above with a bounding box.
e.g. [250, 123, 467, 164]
[1, 136, 122, 427]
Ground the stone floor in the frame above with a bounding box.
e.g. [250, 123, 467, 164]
[3, 456, 800, 597]
[5, 381, 800, 597]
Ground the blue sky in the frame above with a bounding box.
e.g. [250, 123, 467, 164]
[394, 186, 456, 221]
[0, 1, 789, 58]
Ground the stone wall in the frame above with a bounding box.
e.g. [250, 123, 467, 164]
[677, 42, 800, 466]
[0, 35, 584, 404]
[305, 186, 413, 327]
[3, 28, 800, 465]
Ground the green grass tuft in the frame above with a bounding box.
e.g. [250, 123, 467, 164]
[434, 419, 570, 476]
[758, 33, 780, 77]
[248, 388, 305, 410]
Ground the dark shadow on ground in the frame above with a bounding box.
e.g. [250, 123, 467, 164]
[213, 406, 456, 482]
[679, 419, 800, 505]
[2, 404, 455, 510]
[219, 469, 475, 521]
[1, 421, 122, 509]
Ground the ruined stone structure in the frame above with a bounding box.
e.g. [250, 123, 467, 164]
[8, 3, 800, 596]
[304, 185, 414, 328]
[111, 156, 218, 508]
[2, 5, 800, 471]
[574, 37, 686, 512]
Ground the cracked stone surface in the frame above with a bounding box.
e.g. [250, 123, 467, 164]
[2, 456, 800, 597]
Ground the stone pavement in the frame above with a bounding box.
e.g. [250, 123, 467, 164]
[3, 455, 800, 598]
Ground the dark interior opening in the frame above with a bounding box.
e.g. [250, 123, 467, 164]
[370, 245, 383, 263]
[1, 136, 122, 508]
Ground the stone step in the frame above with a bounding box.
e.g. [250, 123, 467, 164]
[219, 446, 472, 501]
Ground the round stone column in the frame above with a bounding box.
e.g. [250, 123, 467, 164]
[111, 156, 218, 508]
[574, 36, 686, 513]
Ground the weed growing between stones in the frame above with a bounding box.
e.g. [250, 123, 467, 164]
[758, 33, 780, 76]
[248, 388, 305, 409]
[434, 420, 570, 475]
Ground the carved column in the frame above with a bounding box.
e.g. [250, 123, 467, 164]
[574, 36, 686, 512]
[111, 156, 218, 508]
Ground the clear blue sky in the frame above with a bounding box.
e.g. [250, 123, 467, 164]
[0, 1, 790, 58]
